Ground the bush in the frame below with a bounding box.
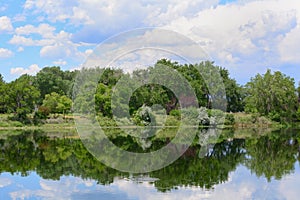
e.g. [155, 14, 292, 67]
[132, 106, 156, 126]
[37, 106, 50, 119]
[10, 121, 23, 127]
[250, 113, 259, 123]
[225, 113, 235, 125]
[9, 109, 31, 124]
[297, 107, 300, 121]
[197, 107, 209, 125]
[0, 121, 10, 127]
[208, 109, 225, 125]
[169, 109, 181, 119]
[268, 111, 281, 122]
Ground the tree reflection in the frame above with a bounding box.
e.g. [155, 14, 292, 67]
[244, 129, 299, 181]
[0, 129, 299, 191]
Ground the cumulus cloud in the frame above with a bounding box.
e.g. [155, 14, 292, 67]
[22, 0, 300, 66]
[278, 25, 300, 63]
[83, 28, 208, 72]
[22, 0, 219, 43]
[9, 176, 98, 200]
[10, 0, 300, 84]
[53, 59, 67, 66]
[0, 16, 13, 32]
[9, 35, 53, 46]
[10, 64, 41, 76]
[40, 45, 71, 59]
[161, 1, 300, 66]
[0, 177, 12, 188]
[9, 23, 57, 46]
[0, 48, 14, 58]
[15, 23, 56, 37]
[279, 173, 300, 200]
[17, 47, 24, 52]
[10, 23, 87, 61]
[23, 0, 77, 22]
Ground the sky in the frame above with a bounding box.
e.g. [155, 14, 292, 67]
[0, 0, 300, 85]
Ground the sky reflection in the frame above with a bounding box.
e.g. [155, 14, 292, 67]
[1, 162, 300, 200]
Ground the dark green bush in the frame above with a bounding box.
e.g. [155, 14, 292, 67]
[225, 113, 235, 125]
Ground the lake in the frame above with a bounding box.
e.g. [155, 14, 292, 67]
[0, 128, 300, 200]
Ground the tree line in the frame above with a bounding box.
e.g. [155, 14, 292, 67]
[0, 59, 299, 124]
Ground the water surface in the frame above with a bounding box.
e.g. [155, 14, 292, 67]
[0, 129, 300, 200]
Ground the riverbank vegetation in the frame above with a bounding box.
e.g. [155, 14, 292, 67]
[0, 59, 299, 129]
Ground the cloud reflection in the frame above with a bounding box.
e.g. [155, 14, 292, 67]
[4, 164, 300, 200]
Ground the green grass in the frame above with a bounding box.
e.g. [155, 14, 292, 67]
[233, 112, 280, 128]
[0, 112, 284, 139]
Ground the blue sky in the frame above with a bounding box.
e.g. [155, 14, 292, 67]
[0, 0, 300, 85]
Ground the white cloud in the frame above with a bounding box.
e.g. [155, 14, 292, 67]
[10, 25, 86, 61]
[40, 45, 71, 59]
[9, 176, 98, 200]
[13, 14, 26, 22]
[0, 48, 14, 58]
[85, 49, 93, 56]
[0, 177, 12, 188]
[10, 64, 41, 76]
[24, 0, 300, 65]
[0, 16, 13, 32]
[83, 28, 208, 71]
[10, 23, 57, 46]
[278, 25, 300, 63]
[22, 0, 219, 43]
[279, 173, 300, 200]
[53, 59, 67, 66]
[15, 23, 56, 38]
[14, 0, 300, 85]
[17, 47, 24, 52]
[162, 1, 299, 65]
[9, 35, 53, 46]
[23, 0, 77, 22]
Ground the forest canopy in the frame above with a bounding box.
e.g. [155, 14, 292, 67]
[0, 59, 299, 124]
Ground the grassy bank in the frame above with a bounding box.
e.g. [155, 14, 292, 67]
[0, 112, 285, 133]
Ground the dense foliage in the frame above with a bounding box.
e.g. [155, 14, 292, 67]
[0, 60, 299, 124]
[244, 70, 298, 123]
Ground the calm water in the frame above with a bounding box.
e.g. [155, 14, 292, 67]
[0, 129, 300, 200]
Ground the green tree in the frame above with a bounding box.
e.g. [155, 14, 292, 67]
[220, 68, 245, 112]
[244, 70, 298, 122]
[95, 83, 112, 117]
[7, 74, 40, 123]
[57, 95, 72, 117]
[42, 92, 60, 113]
[0, 74, 8, 113]
[34, 66, 74, 100]
[42, 92, 72, 116]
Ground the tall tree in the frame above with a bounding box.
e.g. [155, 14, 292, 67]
[245, 70, 298, 122]
[0, 74, 8, 113]
[220, 68, 245, 112]
[34, 66, 74, 101]
[7, 74, 40, 122]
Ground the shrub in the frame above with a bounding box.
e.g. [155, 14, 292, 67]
[10, 121, 23, 127]
[208, 109, 225, 125]
[225, 113, 235, 125]
[132, 106, 156, 126]
[169, 109, 181, 119]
